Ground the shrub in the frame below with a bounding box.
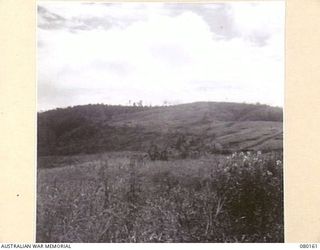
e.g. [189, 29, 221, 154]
[209, 151, 283, 242]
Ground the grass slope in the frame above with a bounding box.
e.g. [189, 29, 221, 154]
[38, 102, 283, 156]
[37, 151, 284, 242]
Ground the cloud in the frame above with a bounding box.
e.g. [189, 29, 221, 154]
[37, 2, 284, 111]
[164, 4, 238, 40]
[37, 5, 67, 30]
[163, 2, 284, 47]
[37, 3, 152, 32]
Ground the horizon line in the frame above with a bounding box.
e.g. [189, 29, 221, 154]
[38, 100, 283, 113]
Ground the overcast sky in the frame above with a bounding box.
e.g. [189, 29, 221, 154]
[37, 2, 284, 111]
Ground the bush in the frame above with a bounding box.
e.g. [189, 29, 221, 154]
[209, 151, 283, 242]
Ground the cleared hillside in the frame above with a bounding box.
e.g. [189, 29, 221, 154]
[38, 102, 283, 156]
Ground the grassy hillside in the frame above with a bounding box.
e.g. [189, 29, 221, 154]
[38, 102, 283, 156]
[37, 102, 284, 242]
[37, 151, 283, 242]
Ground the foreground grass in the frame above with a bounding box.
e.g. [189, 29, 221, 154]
[37, 151, 283, 242]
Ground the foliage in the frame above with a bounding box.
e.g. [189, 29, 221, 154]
[37, 151, 283, 242]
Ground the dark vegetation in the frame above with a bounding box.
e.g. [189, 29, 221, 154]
[38, 102, 283, 157]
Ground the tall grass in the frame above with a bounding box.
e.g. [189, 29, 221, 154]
[37, 151, 283, 242]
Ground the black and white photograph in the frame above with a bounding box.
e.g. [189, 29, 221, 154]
[37, 1, 284, 243]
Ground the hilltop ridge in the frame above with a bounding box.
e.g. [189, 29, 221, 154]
[38, 102, 283, 156]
